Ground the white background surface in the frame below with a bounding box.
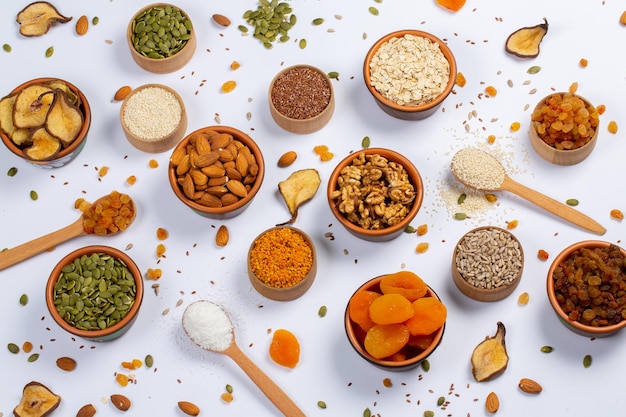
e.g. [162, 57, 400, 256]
[1, 1, 626, 416]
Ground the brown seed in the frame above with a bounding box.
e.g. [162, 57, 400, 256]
[56, 356, 77, 371]
[75, 15, 89, 35]
[76, 403, 97, 417]
[212, 14, 231, 27]
[277, 151, 297, 167]
[518, 378, 542, 394]
[216, 225, 229, 247]
[485, 391, 499, 413]
[114, 86, 132, 101]
[110, 394, 131, 411]
[178, 401, 201, 416]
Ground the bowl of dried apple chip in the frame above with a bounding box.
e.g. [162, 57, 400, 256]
[0, 77, 91, 168]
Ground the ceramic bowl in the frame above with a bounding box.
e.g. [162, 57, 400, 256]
[452, 226, 524, 302]
[247, 226, 317, 301]
[46, 245, 144, 342]
[345, 276, 445, 371]
[327, 148, 423, 242]
[120, 84, 187, 153]
[126, 3, 196, 73]
[363, 29, 456, 120]
[0, 77, 91, 168]
[547, 240, 626, 337]
[529, 92, 599, 165]
[168, 125, 265, 219]
[268, 64, 335, 134]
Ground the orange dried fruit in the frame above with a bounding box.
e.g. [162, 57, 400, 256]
[455, 72, 467, 87]
[415, 242, 429, 253]
[221, 80, 237, 93]
[348, 290, 381, 331]
[379, 271, 428, 302]
[485, 86, 497, 97]
[608, 120, 618, 134]
[369, 293, 414, 325]
[156, 227, 169, 240]
[405, 297, 447, 336]
[115, 373, 129, 387]
[407, 332, 436, 350]
[364, 323, 410, 359]
[610, 209, 624, 220]
[313, 145, 328, 155]
[269, 329, 300, 368]
[435, 0, 466, 12]
[416, 224, 428, 236]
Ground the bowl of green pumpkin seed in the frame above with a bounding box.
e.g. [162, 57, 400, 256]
[126, 3, 196, 74]
[46, 245, 144, 342]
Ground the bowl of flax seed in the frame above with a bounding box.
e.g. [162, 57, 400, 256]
[268, 64, 335, 134]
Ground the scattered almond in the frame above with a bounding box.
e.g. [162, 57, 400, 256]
[621, 10, 626, 25]
[75, 15, 89, 35]
[485, 391, 499, 413]
[212, 14, 231, 27]
[76, 403, 97, 417]
[277, 151, 297, 167]
[110, 394, 131, 411]
[114, 86, 132, 101]
[178, 401, 201, 416]
[518, 378, 543, 394]
[216, 225, 229, 247]
[56, 356, 77, 372]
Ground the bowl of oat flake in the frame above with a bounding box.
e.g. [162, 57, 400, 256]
[364, 29, 456, 120]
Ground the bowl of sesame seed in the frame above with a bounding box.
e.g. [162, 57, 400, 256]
[363, 29, 456, 120]
[268, 64, 335, 134]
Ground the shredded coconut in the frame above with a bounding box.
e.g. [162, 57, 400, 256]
[123, 86, 182, 140]
[182, 301, 233, 352]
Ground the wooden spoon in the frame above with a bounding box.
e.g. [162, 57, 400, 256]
[0, 192, 136, 271]
[182, 300, 306, 417]
[451, 148, 606, 235]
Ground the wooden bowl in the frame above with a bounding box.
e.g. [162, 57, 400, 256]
[452, 226, 524, 302]
[363, 29, 456, 120]
[126, 3, 196, 74]
[0, 77, 91, 168]
[268, 65, 335, 134]
[327, 148, 423, 242]
[547, 240, 626, 337]
[120, 84, 187, 153]
[247, 226, 317, 301]
[168, 125, 265, 219]
[46, 245, 144, 342]
[529, 93, 599, 165]
[345, 276, 445, 371]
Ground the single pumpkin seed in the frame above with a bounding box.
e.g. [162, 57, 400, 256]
[8, 343, 19, 354]
[3, 43, 11, 53]
[225, 384, 233, 394]
[583, 354, 592, 368]
[363, 408, 372, 417]
[454, 212, 467, 220]
[361, 136, 370, 148]
[421, 359, 430, 372]
[318, 305, 327, 317]
[527, 65, 541, 74]
[368, 6, 379, 15]
[19, 294, 29, 306]
[28, 353, 40, 362]
[540, 345, 554, 353]
[299, 38, 307, 49]
[7, 167, 18, 177]
[458, 193, 467, 204]
[327, 71, 339, 79]
[424, 411, 435, 417]
[92, 16, 99, 25]
[404, 225, 415, 233]
[30, 190, 38, 200]
[317, 400, 327, 409]
[145, 354, 154, 367]
[437, 396, 445, 406]
[312, 18, 324, 25]
[45, 46, 54, 58]
[566, 198, 579, 206]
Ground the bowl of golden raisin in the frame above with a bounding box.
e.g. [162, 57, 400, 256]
[345, 271, 446, 371]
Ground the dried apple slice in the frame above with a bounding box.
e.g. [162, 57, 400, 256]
[43, 89, 84, 147]
[277, 168, 321, 225]
[13, 381, 61, 417]
[16, 1, 72, 37]
[46, 80, 80, 106]
[24, 127, 61, 161]
[13, 84, 54, 129]
[505, 18, 549, 58]
[0, 94, 18, 137]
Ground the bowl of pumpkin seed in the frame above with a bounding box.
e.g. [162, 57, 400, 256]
[126, 3, 196, 74]
[45, 245, 144, 342]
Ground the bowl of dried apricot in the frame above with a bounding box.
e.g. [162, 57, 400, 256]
[547, 240, 626, 337]
[0, 77, 91, 168]
[529, 92, 600, 165]
[345, 271, 446, 371]
[363, 29, 456, 120]
[327, 148, 423, 242]
[168, 125, 265, 219]
[46, 245, 144, 342]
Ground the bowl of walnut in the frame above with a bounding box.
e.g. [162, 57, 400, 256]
[363, 29, 456, 120]
[327, 148, 423, 242]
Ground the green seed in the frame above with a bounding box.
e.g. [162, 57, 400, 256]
[145, 354, 154, 368]
[566, 198, 579, 206]
[131, 5, 192, 58]
[457, 193, 467, 204]
[540, 345, 554, 353]
[374, 0, 383, 2]
[299, 38, 307, 49]
[19, 294, 29, 306]
[363, 408, 371, 417]
[30, 190, 38, 201]
[8, 343, 19, 354]
[7, 167, 18, 177]
[327, 71, 339, 79]
[312, 18, 324, 25]
[225, 384, 233, 393]
[454, 212, 467, 220]
[404, 225, 415, 234]
[318, 305, 327, 317]
[238, 24, 249, 32]
[28, 353, 40, 362]
[361, 136, 370, 149]
[424, 411, 435, 417]
[583, 354, 592, 368]
[421, 359, 430, 372]
[527, 65, 541, 74]
[368, 6, 379, 15]
[92, 16, 99, 25]
[317, 400, 327, 409]
[45, 46, 54, 58]
[3, 43, 11, 53]
[437, 396, 445, 406]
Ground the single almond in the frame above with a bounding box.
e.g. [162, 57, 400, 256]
[485, 391, 499, 413]
[114, 86, 132, 101]
[518, 378, 542, 394]
[56, 356, 77, 371]
[212, 14, 231, 27]
[110, 394, 131, 411]
[178, 401, 201, 416]
[216, 225, 229, 247]
[226, 179, 247, 198]
[76, 403, 97, 417]
[75, 15, 89, 35]
[621, 10, 626, 25]
[277, 151, 297, 167]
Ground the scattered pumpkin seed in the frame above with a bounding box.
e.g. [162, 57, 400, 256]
[30, 190, 38, 201]
[363, 408, 372, 417]
[327, 71, 339, 79]
[404, 225, 415, 233]
[421, 359, 430, 372]
[454, 212, 467, 220]
[7, 167, 18, 177]
[318, 305, 327, 317]
[45, 46, 54, 58]
[374, 0, 383, 2]
[566, 198, 579, 206]
[144, 354, 154, 368]
[225, 384, 233, 394]
[583, 354, 592, 368]
[437, 396, 445, 406]
[361, 136, 370, 149]
[317, 400, 327, 409]
[527, 65, 541, 74]
[19, 294, 29, 306]
[8, 343, 19, 354]
[299, 38, 307, 49]
[3, 43, 11, 53]
[424, 411, 435, 417]
[457, 193, 467, 204]
[312, 18, 324, 25]
[540, 345, 554, 353]
[238, 25, 249, 33]
[92, 16, 99, 25]
[242, 1, 296, 47]
[368, 6, 379, 15]
[28, 353, 40, 362]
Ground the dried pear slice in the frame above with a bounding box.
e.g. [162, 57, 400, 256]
[13, 381, 61, 417]
[13, 84, 54, 129]
[46, 80, 79, 106]
[43, 89, 84, 147]
[471, 321, 509, 382]
[24, 127, 61, 161]
[277, 168, 322, 225]
[505, 18, 549, 58]
[16, 1, 72, 37]
[0, 94, 18, 137]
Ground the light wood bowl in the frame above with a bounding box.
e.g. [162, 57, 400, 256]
[529, 93, 599, 165]
[126, 3, 196, 74]
[452, 226, 524, 302]
[120, 84, 187, 153]
[268, 65, 335, 134]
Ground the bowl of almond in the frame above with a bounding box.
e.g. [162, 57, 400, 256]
[168, 125, 265, 219]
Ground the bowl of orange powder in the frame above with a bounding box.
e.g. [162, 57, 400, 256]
[345, 271, 446, 371]
[247, 226, 317, 301]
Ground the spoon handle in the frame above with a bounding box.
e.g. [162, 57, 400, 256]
[501, 176, 606, 235]
[0, 217, 85, 271]
[225, 343, 306, 417]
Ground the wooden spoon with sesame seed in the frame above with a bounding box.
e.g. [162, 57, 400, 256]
[451, 148, 606, 235]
